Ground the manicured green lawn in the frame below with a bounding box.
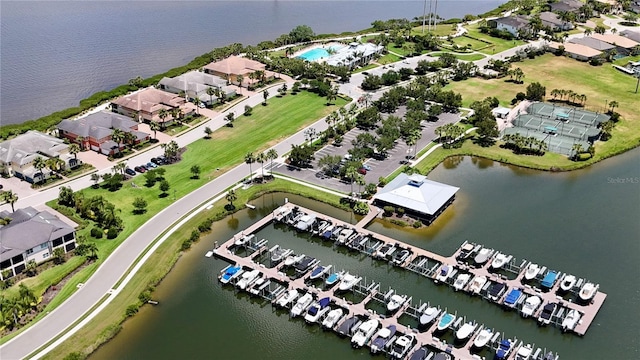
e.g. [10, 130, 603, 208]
[388, 44, 412, 56]
[431, 52, 485, 61]
[40, 178, 352, 360]
[0, 91, 347, 342]
[354, 63, 380, 73]
[450, 36, 490, 51]
[378, 52, 402, 64]
[462, 23, 526, 54]
[411, 24, 456, 37]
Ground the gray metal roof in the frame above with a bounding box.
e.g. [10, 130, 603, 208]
[0, 207, 75, 260]
[375, 173, 459, 215]
[569, 37, 616, 51]
[58, 111, 141, 140]
[0, 131, 69, 166]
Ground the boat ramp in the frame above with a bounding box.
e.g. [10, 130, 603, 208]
[211, 203, 608, 359]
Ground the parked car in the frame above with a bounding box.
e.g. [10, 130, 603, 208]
[198, 102, 206, 108]
[146, 162, 157, 169]
[134, 166, 146, 173]
[125, 168, 136, 176]
[358, 167, 367, 175]
[151, 157, 163, 165]
[362, 164, 372, 171]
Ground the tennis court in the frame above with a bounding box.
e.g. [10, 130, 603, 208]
[503, 128, 590, 156]
[513, 114, 600, 141]
[528, 103, 609, 127]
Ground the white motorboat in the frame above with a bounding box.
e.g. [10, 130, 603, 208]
[560, 274, 577, 292]
[515, 343, 533, 360]
[338, 272, 361, 291]
[370, 325, 396, 354]
[455, 322, 476, 341]
[236, 269, 260, 290]
[276, 289, 299, 308]
[219, 265, 242, 284]
[336, 228, 354, 244]
[561, 309, 581, 331]
[520, 295, 542, 318]
[322, 308, 344, 329]
[468, 275, 487, 295]
[248, 276, 267, 295]
[273, 206, 292, 222]
[351, 319, 379, 348]
[304, 297, 331, 323]
[490, 252, 512, 269]
[284, 253, 305, 267]
[386, 294, 407, 313]
[524, 263, 540, 280]
[453, 273, 471, 291]
[389, 334, 416, 359]
[579, 282, 598, 302]
[270, 245, 293, 264]
[472, 328, 492, 349]
[375, 243, 396, 259]
[234, 233, 255, 246]
[291, 293, 314, 317]
[321, 224, 334, 239]
[295, 214, 316, 231]
[473, 247, 492, 265]
[392, 249, 411, 266]
[325, 271, 343, 286]
[419, 306, 440, 327]
[435, 264, 452, 284]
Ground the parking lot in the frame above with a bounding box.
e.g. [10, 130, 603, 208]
[272, 109, 460, 195]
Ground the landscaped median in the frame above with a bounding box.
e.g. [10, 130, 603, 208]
[39, 178, 352, 360]
[0, 90, 348, 345]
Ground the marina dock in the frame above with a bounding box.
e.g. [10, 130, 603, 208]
[212, 203, 609, 359]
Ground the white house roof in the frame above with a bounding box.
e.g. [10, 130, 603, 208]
[375, 173, 459, 215]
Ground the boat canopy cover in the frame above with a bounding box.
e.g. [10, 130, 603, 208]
[505, 289, 522, 305]
[308, 306, 319, 316]
[541, 271, 558, 288]
[319, 297, 331, 307]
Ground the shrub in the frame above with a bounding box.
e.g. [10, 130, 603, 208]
[181, 239, 192, 250]
[189, 230, 201, 243]
[91, 227, 103, 239]
[106, 227, 119, 239]
[353, 201, 369, 215]
[138, 290, 152, 303]
[125, 304, 139, 317]
[413, 220, 423, 228]
[383, 206, 395, 216]
[396, 207, 405, 216]
[198, 218, 214, 233]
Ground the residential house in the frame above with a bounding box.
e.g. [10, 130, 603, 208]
[548, 41, 603, 61]
[373, 173, 459, 224]
[620, 30, 640, 43]
[569, 36, 616, 53]
[203, 55, 275, 87]
[158, 71, 236, 106]
[549, 0, 583, 13]
[0, 131, 80, 183]
[589, 33, 640, 55]
[111, 88, 191, 125]
[325, 42, 385, 69]
[0, 207, 77, 280]
[539, 11, 574, 32]
[488, 15, 531, 38]
[58, 111, 150, 155]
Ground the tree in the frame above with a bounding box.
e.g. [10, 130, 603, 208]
[266, 149, 278, 175]
[318, 154, 342, 176]
[594, 25, 606, 34]
[33, 156, 47, 184]
[206, 86, 216, 107]
[405, 129, 421, 159]
[204, 127, 213, 139]
[244, 105, 253, 116]
[91, 173, 101, 188]
[158, 109, 169, 130]
[262, 89, 269, 105]
[256, 152, 267, 179]
[525, 82, 546, 101]
[289, 25, 315, 42]
[225, 189, 237, 210]
[345, 166, 357, 195]
[149, 121, 160, 141]
[76, 242, 99, 260]
[571, 143, 584, 160]
[132, 197, 148, 214]
[69, 143, 80, 160]
[161, 140, 179, 162]
[287, 144, 314, 168]
[190, 165, 201, 179]
[608, 100, 619, 113]
[476, 117, 499, 144]
[46, 157, 65, 177]
[58, 186, 75, 207]
[192, 98, 201, 115]
[3, 190, 18, 212]
[236, 74, 244, 88]
[159, 180, 170, 197]
[326, 86, 338, 105]
[244, 152, 255, 181]
[25, 260, 38, 277]
[111, 128, 125, 153]
[225, 112, 235, 127]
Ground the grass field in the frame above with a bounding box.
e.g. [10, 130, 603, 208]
[411, 24, 456, 37]
[39, 178, 350, 360]
[0, 91, 347, 342]
[462, 23, 526, 54]
[431, 52, 485, 61]
[451, 35, 491, 51]
[378, 52, 402, 64]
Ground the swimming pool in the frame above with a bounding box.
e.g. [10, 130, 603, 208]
[297, 45, 342, 61]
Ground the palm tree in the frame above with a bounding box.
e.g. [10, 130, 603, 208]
[244, 152, 255, 182]
[345, 166, 357, 195]
[204, 127, 213, 139]
[257, 152, 266, 179]
[572, 143, 583, 160]
[69, 143, 80, 160]
[262, 89, 269, 105]
[236, 74, 244, 88]
[3, 190, 18, 212]
[584, 28, 592, 36]
[266, 149, 278, 176]
[206, 87, 216, 107]
[158, 108, 169, 129]
[149, 121, 160, 141]
[608, 100, 619, 113]
[76, 136, 85, 150]
[111, 128, 125, 153]
[33, 156, 47, 183]
[90, 173, 101, 188]
[225, 189, 237, 209]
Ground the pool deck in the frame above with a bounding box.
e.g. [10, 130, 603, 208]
[212, 202, 607, 358]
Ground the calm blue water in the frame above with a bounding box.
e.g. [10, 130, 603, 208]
[0, 0, 504, 125]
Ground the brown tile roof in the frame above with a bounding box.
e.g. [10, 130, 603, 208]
[203, 55, 266, 76]
[589, 33, 640, 49]
[111, 88, 184, 113]
[548, 42, 602, 58]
